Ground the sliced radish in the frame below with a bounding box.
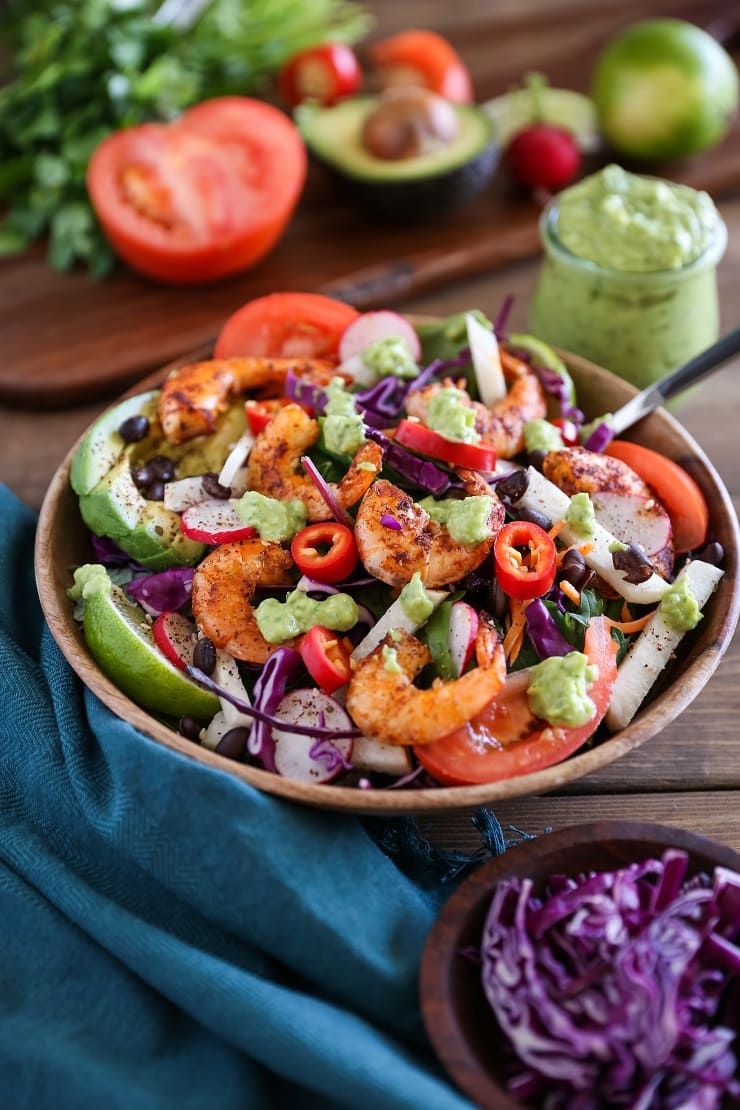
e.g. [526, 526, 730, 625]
[591, 492, 672, 557]
[164, 476, 210, 513]
[339, 310, 421, 365]
[448, 601, 480, 677]
[271, 689, 354, 783]
[466, 313, 506, 407]
[218, 431, 254, 490]
[337, 352, 377, 387]
[180, 499, 257, 544]
[153, 611, 198, 670]
[213, 649, 253, 730]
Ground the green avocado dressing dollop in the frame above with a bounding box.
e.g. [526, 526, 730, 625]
[418, 494, 494, 546]
[399, 571, 435, 623]
[556, 164, 720, 273]
[565, 492, 597, 540]
[255, 590, 359, 644]
[426, 386, 480, 444]
[321, 377, 366, 457]
[235, 491, 307, 543]
[527, 651, 598, 728]
[523, 419, 564, 454]
[362, 336, 419, 380]
[660, 575, 702, 632]
[382, 644, 403, 674]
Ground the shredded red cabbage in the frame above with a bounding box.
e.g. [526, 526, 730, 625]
[493, 294, 515, 338]
[381, 513, 402, 531]
[365, 427, 454, 495]
[524, 598, 572, 659]
[284, 369, 326, 414]
[583, 419, 616, 454]
[308, 735, 353, 772]
[300, 455, 355, 528]
[127, 568, 194, 616]
[90, 532, 141, 567]
[480, 850, 740, 1108]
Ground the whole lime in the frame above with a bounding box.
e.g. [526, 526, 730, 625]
[592, 19, 738, 160]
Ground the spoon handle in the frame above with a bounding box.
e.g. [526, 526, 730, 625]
[655, 325, 740, 404]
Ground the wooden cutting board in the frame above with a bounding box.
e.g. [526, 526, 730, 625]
[1, 0, 738, 408]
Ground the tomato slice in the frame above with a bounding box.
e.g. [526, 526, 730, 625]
[370, 30, 473, 102]
[87, 98, 306, 284]
[604, 440, 709, 554]
[291, 522, 359, 584]
[395, 419, 497, 471]
[415, 616, 618, 785]
[279, 43, 362, 107]
[299, 626, 352, 694]
[215, 293, 358, 359]
[494, 520, 557, 600]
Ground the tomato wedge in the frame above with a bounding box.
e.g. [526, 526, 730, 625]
[604, 440, 709, 554]
[279, 43, 362, 107]
[494, 520, 557, 600]
[291, 522, 358, 584]
[87, 98, 306, 284]
[370, 30, 473, 103]
[415, 616, 618, 785]
[395, 419, 497, 471]
[215, 292, 358, 359]
[299, 626, 352, 694]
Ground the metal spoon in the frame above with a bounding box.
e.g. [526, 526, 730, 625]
[609, 325, 740, 436]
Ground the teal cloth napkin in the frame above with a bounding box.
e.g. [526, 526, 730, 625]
[0, 484, 476, 1110]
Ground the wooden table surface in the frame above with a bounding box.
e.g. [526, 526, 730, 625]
[2, 0, 740, 855]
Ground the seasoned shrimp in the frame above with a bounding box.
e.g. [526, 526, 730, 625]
[159, 357, 337, 445]
[354, 477, 505, 588]
[346, 622, 506, 746]
[246, 403, 383, 521]
[405, 351, 546, 458]
[191, 538, 295, 664]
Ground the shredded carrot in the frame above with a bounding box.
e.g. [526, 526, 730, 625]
[560, 580, 581, 606]
[503, 597, 530, 663]
[548, 519, 567, 541]
[578, 543, 595, 556]
[607, 612, 654, 635]
[620, 601, 631, 624]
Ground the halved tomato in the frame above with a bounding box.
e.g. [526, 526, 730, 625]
[215, 292, 359, 359]
[87, 98, 306, 284]
[415, 616, 618, 785]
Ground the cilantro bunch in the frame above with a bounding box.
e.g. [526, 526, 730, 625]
[0, 0, 371, 276]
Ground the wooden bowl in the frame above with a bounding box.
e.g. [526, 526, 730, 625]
[35, 349, 740, 814]
[420, 820, 740, 1109]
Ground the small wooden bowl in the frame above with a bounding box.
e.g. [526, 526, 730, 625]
[420, 820, 740, 1109]
[35, 349, 740, 814]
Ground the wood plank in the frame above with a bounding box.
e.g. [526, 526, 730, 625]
[422, 791, 740, 852]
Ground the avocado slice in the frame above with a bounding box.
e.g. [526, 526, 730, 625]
[73, 392, 247, 570]
[297, 96, 498, 220]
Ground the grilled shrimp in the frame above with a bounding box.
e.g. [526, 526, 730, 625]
[543, 447, 674, 579]
[159, 357, 337, 445]
[404, 352, 546, 458]
[191, 538, 295, 664]
[246, 403, 383, 521]
[354, 476, 505, 588]
[346, 621, 506, 746]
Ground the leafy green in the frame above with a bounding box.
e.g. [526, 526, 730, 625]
[421, 591, 465, 680]
[543, 587, 632, 662]
[0, 0, 371, 275]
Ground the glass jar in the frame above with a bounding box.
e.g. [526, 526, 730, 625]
[529, 200, 727, 391]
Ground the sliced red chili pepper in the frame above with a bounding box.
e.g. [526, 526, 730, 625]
[291, 522, 358, 584]
[494, 520, 557, 600]
[551, 418, 579, 447]
[395, 419, 496, 471]
[299, 626, 352, 694]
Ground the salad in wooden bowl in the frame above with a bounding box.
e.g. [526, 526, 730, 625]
[35, 293, 740, 814]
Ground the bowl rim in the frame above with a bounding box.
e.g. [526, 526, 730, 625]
[419, 819, 740, 1109]
[34, 344, 740, 815]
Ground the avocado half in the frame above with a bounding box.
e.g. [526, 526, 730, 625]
[297, 96, 498, 220]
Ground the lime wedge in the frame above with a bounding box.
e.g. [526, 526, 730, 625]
[482, 87, 600, 152]
[83, 584, 219, 720]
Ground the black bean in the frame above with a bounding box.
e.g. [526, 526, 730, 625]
[118, 414, 149, 443]
[528, 449, 546, 472]
[559, 548, 589, 590]
[179, 716, 202, 741]
[490, 577, 509, 623]
[612, 543, 653, 585]
[131, 464, 154, 489]
[216, 727, 250, 761]
[695, 541, 724, 567]
[496, 469, 529, 505]
[202, 472, 231, 499]
[193, 637, 217, 675]
[148, 455, 176, 481]
[516, 507, 552, 532]
[143, 479, 165, 501]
